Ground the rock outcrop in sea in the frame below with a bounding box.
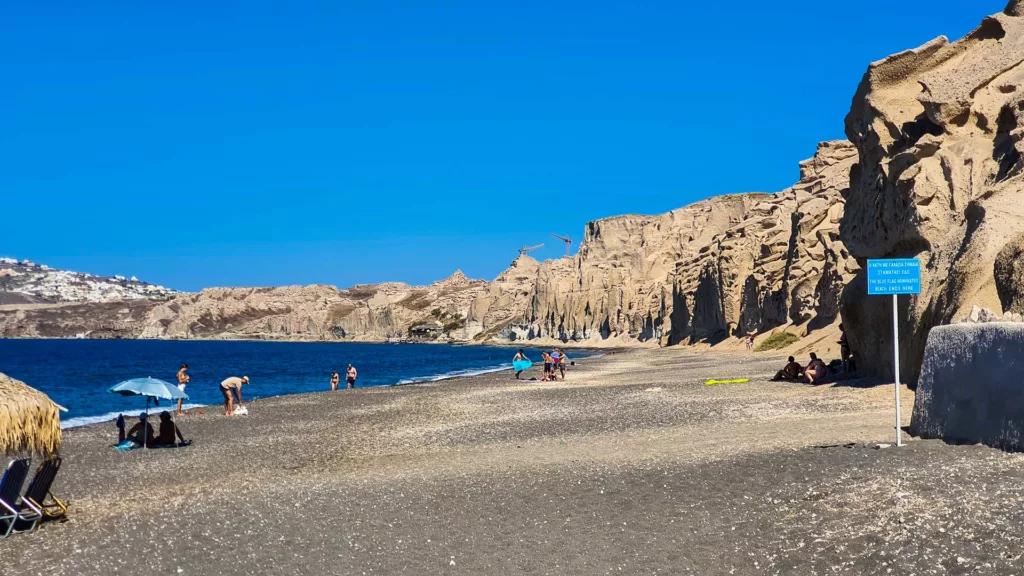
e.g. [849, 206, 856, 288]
[840, 0, 1024, 381]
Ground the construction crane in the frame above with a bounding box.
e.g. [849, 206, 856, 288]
[551, 233, 572, 257]
[518, 244, 544, 256]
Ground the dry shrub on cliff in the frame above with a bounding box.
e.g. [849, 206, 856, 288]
[756, 331, 799, 352]
[397, 290, 432, 311]
[344, 286, 378, 300]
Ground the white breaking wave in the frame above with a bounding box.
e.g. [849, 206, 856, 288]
[393, 363, 514, 385]
[61, 403, 207, 429]
[62, 355, 591, 428]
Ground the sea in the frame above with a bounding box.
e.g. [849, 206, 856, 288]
[0, 339, 571, 429]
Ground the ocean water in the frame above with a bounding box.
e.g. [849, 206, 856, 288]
[0, 340, 571, 428]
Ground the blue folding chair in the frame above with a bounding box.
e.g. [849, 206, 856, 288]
[0, 458, 41, 538]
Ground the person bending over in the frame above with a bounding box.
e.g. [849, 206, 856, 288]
[220, 375, 249, 416]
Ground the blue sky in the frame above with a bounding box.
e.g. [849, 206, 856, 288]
[0, 0, 1004, 291]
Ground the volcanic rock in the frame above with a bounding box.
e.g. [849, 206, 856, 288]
[840, 1, 1024, 382]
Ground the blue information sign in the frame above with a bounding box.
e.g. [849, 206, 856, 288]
[867, 259, 921, 295]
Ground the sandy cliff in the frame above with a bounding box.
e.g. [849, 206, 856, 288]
[467, 141, 857, 347]
[132, 271, 488, 341]
[840, 0, 1024, 381]
[0, 144, 858, 348]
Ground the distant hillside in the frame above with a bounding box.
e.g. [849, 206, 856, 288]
[0, 257, 177, 304]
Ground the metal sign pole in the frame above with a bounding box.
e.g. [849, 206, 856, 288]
[893, 294, 902, 447]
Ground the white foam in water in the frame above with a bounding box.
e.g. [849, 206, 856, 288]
[62, 354, 591, 427]
[393, 363, 514, 385]
[61, 403, 207, 429]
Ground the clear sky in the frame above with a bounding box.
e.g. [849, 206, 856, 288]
[1, 0, 1005, 291]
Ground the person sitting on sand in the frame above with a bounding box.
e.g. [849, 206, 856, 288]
[346, 364, 358, 389]
[154, 411, 189, 446]
[330, 370, 340, 391]
[772, 356, 803, 381]
[220, 375, 249, 416]
[126, 412, 156, 447]
[805, 353, 828, 385]
[513, 349, 530, 380]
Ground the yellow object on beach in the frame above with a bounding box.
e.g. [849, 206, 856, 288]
[704, 378, 750, 386]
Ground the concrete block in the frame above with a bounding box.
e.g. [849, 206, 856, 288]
[910, 323, 1024, 450]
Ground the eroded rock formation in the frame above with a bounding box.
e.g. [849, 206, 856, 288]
[1, 143, 859, 347]
[125, 272, 487, 341]
[840, 1, 1024, 381]
[468, 141, 858, 346]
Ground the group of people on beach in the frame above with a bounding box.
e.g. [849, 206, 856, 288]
[329, 364, 358, 391]
[772, 353, 830, 385]
[513, 348, 570, 381]
[772, 342, 857, 387]
[176, 363, 250, 417]
[117, 410, 188, 448]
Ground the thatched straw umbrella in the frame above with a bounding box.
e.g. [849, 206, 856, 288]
[0, 372, 63, 458]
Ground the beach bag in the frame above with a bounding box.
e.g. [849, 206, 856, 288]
[115, 440, 139, 451]
[233, 405, 249, 416]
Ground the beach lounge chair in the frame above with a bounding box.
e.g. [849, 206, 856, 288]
[21, 458, 68, 523]
[0, 458, 41, 538]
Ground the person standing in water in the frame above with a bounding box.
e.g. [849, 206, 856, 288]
[513, 349, 530, 380]
[330, 370, 340, 391]
[176, 363, 190, 416]
[346, 364, 358, 389]
[220, 375, 248, 416]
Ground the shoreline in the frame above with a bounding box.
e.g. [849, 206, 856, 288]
[11, 346, 1024, 574]
[53, 345, 611, 430]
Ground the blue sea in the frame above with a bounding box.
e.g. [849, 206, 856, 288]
[0, 340, 566, 428]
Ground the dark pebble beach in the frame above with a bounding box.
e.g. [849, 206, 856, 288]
[4, 349, 1024, 575]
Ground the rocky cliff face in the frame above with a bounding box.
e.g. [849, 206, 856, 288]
[468, 141, 858, 346]
[132, 271, 488, 341]
[840, 0, 1024, 382]
[4, 140, 857, 347]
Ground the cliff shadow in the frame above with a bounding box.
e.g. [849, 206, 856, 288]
[666, 283, 691, 346]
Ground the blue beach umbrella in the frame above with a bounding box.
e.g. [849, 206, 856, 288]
[108, 378, 188, 448]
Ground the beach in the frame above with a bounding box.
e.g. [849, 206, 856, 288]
[5, 348, 1024, 575]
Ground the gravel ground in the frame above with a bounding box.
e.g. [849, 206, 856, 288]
[4, 348, 1024, 575]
